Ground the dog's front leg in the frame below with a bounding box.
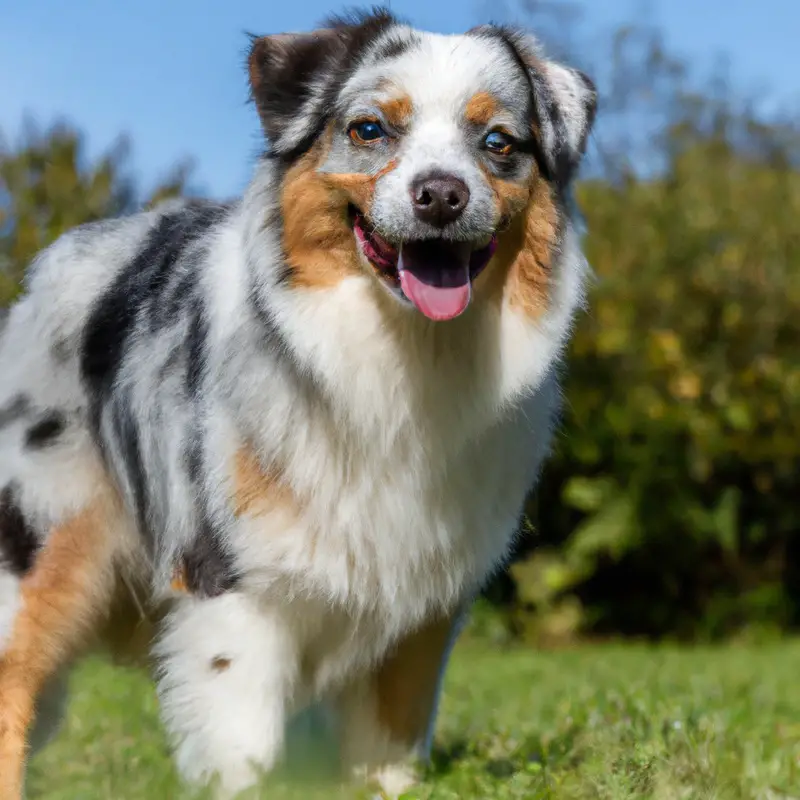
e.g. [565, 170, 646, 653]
[154, 592, 297, 798]
[337, 606, 467, 798]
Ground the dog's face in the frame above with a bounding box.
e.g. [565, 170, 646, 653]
[249, 9, 596, 322]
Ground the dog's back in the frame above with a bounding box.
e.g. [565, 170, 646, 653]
[0, 200, 224, 575]
[0, 210, 160, 608]
[0, 200, 235, 790]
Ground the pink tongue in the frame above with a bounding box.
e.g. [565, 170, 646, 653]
[399, 270, 471, 321]
[398, 243, 472, 321]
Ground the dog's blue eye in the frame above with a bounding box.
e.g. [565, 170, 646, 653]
[349, 120, 386, 144]
[484, 131, 515, 156]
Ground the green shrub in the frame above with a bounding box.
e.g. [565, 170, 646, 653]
[510, 101, 800, 641]
[0, 121, 190, 305]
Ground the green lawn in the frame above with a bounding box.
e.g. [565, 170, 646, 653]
[27, 637, 800, 799]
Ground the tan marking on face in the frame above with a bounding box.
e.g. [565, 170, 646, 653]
[465, 91, 500, 126]
[479, 171, 559, 317]
[377, 94, 413, 129]
[0, 491, 121, 796]
[279, 124, 401, 288]
[280, 139, 358, 289]
[375, 613, 456, 746]
[232, 445, 294, 519]
[479, 163, 532, 220]
[320, 159, 399, 215]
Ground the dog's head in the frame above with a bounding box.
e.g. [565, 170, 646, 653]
[249, 8, 596, 322]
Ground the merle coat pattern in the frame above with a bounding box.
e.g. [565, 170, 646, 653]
[0, 9, 596, 797]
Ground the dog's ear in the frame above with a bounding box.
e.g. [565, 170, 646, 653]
[248, 9, 397, 159]
[534, 59, 597, 186]
[248, 29, 344, 156]
[539, 61, 597, 158]
[472, 26, 597, 188]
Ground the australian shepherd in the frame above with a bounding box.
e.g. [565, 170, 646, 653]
[0, 7, 596, 798]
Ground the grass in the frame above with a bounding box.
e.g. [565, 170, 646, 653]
[27, 636, 800, 799]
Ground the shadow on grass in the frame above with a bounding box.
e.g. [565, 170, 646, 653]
[428, 739, 471, 777]
[427, 722, 588, 784]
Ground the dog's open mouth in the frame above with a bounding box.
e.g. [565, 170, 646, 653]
[351, 210, 498, 322]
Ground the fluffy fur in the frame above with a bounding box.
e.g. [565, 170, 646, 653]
[0, 8, 596, 797]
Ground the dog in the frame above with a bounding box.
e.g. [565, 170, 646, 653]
[0, 7, 596, 797]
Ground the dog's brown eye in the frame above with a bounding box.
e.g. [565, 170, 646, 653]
[484, 131, 515, 156]
[349, 120, 386, 145]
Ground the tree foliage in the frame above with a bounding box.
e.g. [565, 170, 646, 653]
[501, 7, 800, 643]
[0, 120, 190, 304]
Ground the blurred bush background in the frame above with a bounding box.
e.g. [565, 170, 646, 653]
[490, 3, 800, 645]
[2, 2, 798, 647]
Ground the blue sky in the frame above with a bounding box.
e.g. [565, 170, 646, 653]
[1, 0, 797, 198]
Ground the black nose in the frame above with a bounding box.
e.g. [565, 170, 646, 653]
[410, 174, 470, 227]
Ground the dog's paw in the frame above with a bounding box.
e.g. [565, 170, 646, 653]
[364, 763, 419, 799]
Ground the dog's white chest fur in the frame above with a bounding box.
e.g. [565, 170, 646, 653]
[208, 275, 559, 627]
[214, 376, 556, 708]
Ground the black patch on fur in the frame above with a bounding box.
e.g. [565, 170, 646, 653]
[25, 411, 67, 449]
[80, 201, 228, 402]
[180, 431, 240, 598]
[249, 8, 399, 162]
[273, 261, 295, 288]
[185, 300, 208, 398]
[0, 394, 31, 430]
[81, 217, 164, 393]
[369, 31, 416, 62]
[80, 201, 228, 549]
[184, 431, 203, 485]
[181, 512, 240, 598]
[158, 266, 199, 330]
[0, 485, 39, 576]
[176, 421, 240, 598]
[108, 391, 152, 544]
[81, 201, 226, 406]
